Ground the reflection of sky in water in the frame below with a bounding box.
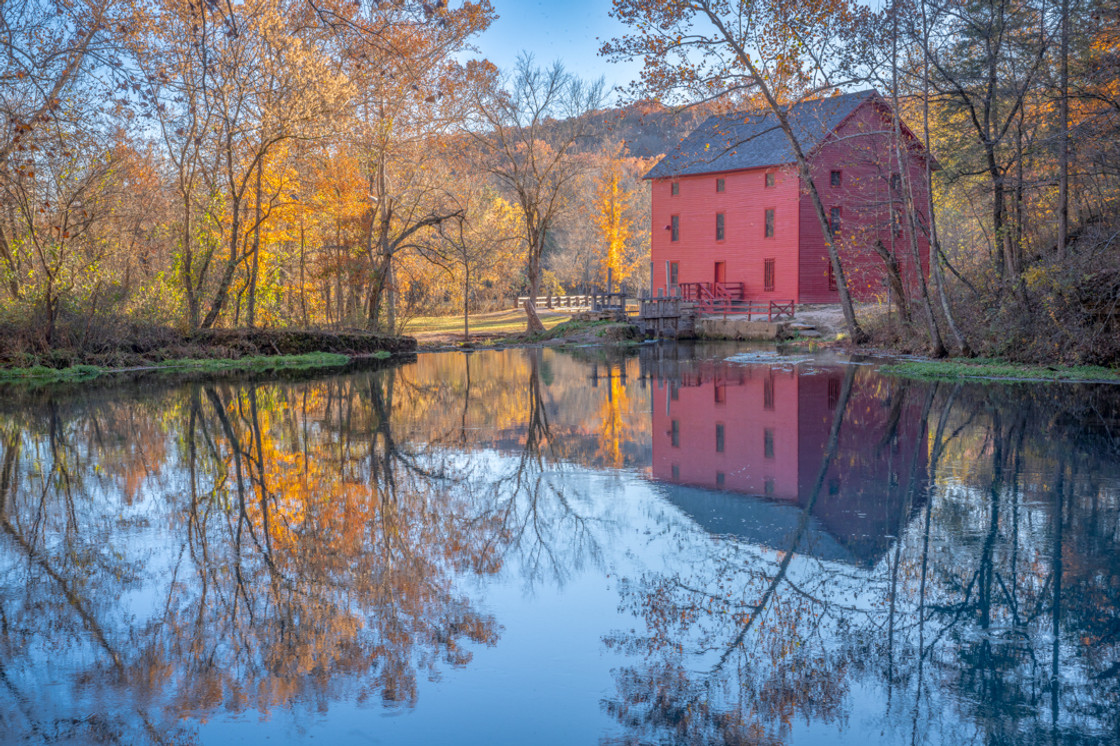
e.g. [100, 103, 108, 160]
[2, 346, 1120, 745]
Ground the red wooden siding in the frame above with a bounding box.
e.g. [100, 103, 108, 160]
[798, 100, 932, 303]
[649, 96, 932, 304]
[650, 166, 801, 299]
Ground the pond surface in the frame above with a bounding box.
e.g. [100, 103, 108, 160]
[2, 344, 1119, 745]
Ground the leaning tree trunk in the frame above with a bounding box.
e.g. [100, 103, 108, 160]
[201, 131, 244, 330]
[701, 10, 865, 342]
[200, 205, 241, 329]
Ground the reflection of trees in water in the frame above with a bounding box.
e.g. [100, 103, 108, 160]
[387, 347, 651, 470]
[0, 349, 641, 742]
[7, 355, 1115, 744]
[0, 404, 189, 744]
[486, 350, 607, 589]
[604, 376, 1120, 745]
[177, 378, 503, 709]
[603, 365, 864, 744]
[910, 385, 1120, 743]
[0, 368, 510, 743]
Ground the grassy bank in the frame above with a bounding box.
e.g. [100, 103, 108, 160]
[515, 318, 642, 344]
[1, 318, 415, 370]
[0, 352, 367, 385]
[881, 358, 1120, 383]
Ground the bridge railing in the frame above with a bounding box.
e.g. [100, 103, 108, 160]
[514, 294, 592, 310]
[514, 292, 630, 312]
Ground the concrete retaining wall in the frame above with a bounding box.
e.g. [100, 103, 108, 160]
[694, 318, 789, 340]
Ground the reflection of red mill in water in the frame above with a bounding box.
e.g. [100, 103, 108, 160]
[650, 360, 929, 567]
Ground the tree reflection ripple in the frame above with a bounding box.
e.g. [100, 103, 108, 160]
[0, 347, 1118, 745]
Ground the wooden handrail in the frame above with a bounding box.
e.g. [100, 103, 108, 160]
[514, 294, 593, 309]
[514, 292, 631, 312]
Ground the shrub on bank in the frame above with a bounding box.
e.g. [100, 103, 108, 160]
[950, 226, 1120, 366]
[866, 222, 1120, 367]
[0, 308, 415, 370]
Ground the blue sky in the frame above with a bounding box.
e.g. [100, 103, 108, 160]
[471, 0, 644, 101]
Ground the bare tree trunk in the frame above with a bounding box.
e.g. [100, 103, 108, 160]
[701, 10, 865, 342]
[0, 224, 21, 299]
[201, 131, 243, 330]
[364, 167, 380, 328]
[990, 157, 1015, 282]
[890, 0, 945, 356]
[182, 194, 200, 330]
[247, 159, 262, 328]
[1057, 0, 1070, 259]
[918, 0, 970, 354]
[335, 225, 343, 328]
[872, 240, 912, 323]
[523, 233, 546, 333]
[298, 215, 308, 327]
[386, 260, 397, 333]
[367, 251, 390, 331]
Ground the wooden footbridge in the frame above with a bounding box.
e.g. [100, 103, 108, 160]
[512, 286, 796, 338]
[515, 292, 631, 320]
[638, 288, 795, 338]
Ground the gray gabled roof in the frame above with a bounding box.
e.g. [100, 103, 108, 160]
[644, 90, 879, 179]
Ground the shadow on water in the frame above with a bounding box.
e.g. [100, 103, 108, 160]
[1, 345, 1119, 744]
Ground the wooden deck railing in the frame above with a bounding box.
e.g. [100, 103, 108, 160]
[640, 296, 794, 322]
[679, 281, 745, 302]
[693, 299, 795, 320]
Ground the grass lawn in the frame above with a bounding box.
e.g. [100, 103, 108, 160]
[404, 309, 573, 339]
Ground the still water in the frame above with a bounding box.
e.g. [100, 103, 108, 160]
[2, 344, 1119, 745]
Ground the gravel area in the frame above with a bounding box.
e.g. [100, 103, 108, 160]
[793, 303, 885, 337]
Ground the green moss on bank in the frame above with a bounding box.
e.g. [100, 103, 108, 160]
[0, 352, 361, 385]
[0, 364, 107, 383]
[509, 319, 641, 345]
[881, 358, 1120, 383]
